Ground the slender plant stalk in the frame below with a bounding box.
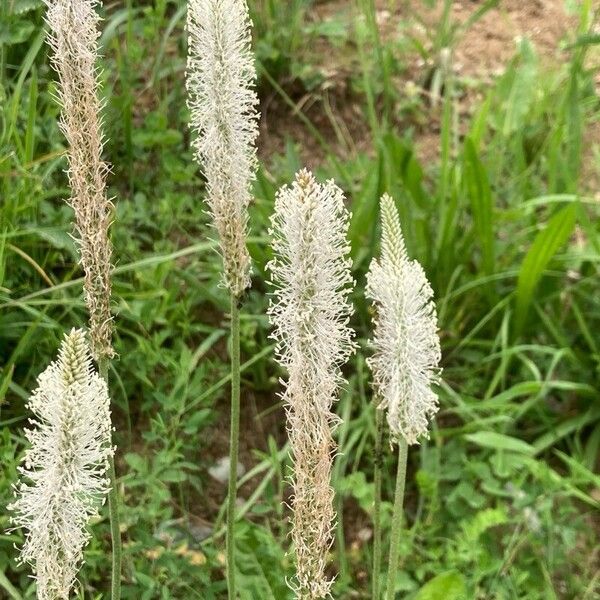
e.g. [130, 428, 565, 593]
[226, 295, 241, 600]
[99, 357, 122, 600]
[186, 3, 258, 591]
[372, 406, 384, 600]
[385, 439, 408, 600]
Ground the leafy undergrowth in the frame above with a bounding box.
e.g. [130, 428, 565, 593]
[1, 0, 599, 598]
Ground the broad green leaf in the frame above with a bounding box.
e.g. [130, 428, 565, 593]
[0, 20, 34, 46]
[533, 406, 600, 454]
[35, 227, 78, 260]
[465, 431, 535, 454]
[414, 571, 466, 600]
[514, 204, 577, 334]
[124, 452, 147, 474]
[461, 507, 508, 543]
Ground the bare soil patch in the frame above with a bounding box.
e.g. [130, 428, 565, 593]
[259, 0, 578, 169]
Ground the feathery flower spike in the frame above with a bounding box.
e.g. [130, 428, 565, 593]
[44, 0, 114, 360]
[9, 329, 113, 600]
[186, 0, 259, 297]
[366, 194, 442, 445]
[268, 170, 356, 599]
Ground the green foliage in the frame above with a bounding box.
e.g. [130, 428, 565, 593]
[515, 205, 577, 335]
[413, 571, 466, 600]
[1, 0, 599, 598]
[0, 1, 42, 48]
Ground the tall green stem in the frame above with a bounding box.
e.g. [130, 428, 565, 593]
[372, 406, 384, 600]
[385, 439, 408, 600]
[99, 358, 122, 600]
[226, 295, 241, 600]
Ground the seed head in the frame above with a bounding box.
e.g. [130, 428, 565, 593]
[9, 329, 113, 600]
[186, 0, 259, 297]
[44, 0, 114, 359]
[267, 170, 356, 598]
[366, 194, 442, 445]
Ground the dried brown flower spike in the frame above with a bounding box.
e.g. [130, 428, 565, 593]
[45, 0, 114, 359]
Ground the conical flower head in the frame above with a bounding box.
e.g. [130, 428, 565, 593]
[44, 0, 114, 359]
[186, 0, 259, 297]
[267, 170, 356, 599]
[366, 194, 442, 445]
[9, 329, 113, 600]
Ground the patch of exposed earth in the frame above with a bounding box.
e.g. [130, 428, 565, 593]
[259, 0, 596, 181]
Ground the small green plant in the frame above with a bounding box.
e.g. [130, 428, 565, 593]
[250, 0, 312, 87]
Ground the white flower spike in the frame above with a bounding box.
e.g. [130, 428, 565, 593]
[366, 194, 442, 445]
[9, 329, 113, 600]
[186, 0, 259, 297]
[268, 170, 356, 599]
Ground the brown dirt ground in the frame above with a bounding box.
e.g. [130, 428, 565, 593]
[259, 0, 586, 171]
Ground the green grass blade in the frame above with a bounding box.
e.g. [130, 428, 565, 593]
[463, 137, 495, 276]
[0, 571, 23, 600]
[514, 205, 576, 335]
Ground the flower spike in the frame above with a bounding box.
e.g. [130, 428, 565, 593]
[366, 194, 442, 445]
[186, 0, 259, 297]
[44, 0, 114, 360]
[9, 329, 113, 600]
[268, 170, 356, 598]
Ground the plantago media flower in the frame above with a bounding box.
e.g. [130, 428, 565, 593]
[44, 0, 114, 359]
[9, 329, 113, 600]
[366, 194, 442, 445]
[267, 170, 356, 599]
[186, 0, 259, 298]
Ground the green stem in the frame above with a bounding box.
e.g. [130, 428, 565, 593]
[226, 295, 241, 600]
[372, 407, 384, 600]
[385, 439, 408, 600]
[334, 385, 354, 586]
[99, 358, 122, 600]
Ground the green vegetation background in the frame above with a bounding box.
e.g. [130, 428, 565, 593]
[1, 0, 599, 598]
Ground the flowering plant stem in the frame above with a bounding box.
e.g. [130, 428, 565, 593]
[226, 295, 241, 600]
[99, 358, 122, 600]
[372, 406, 384, 600]
[385, 439, 408, 600]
